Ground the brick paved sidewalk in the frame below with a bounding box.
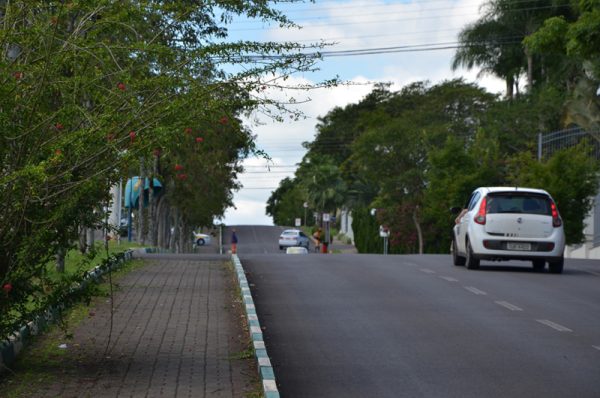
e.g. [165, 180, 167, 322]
[1, 258, 257, 398]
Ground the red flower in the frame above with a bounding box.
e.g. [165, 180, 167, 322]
[174, 164, 184, 171]
[195, 137, 203, 143]
[3, 283, 12, 293]
[55, 122, 64, 130]
[14, 71, 23, 80]
[184, 127, 193, 135]
[129, 131, 136, 142]
[176, 173, 188, 180]
[117, 82, 126, 91]
[107, 132, 115, 142]
[219, 116, 228, 125]
[55, 149, 63, 156]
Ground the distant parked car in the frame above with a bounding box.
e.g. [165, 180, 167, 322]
[451, 187, 565, 273]
[279, 229, 310, 250]
[193, 232, 212, 246]
[286, 246, 309, 254]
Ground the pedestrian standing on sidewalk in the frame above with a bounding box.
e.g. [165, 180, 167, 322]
[231, 228, 238, 254]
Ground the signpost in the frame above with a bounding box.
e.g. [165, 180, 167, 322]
[380, 225, 390, 255]
[303, 202, 308, 226]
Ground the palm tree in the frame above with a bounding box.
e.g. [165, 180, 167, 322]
[453, 0, 568, 97]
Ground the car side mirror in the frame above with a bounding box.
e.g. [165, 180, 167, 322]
[450, 206, 463, 215]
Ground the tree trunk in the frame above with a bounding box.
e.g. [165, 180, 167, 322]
[147, 154, 160, 246]
[137, 157, 145, 245]
[55, 247, 66, 273]
[86, 227, 95, 253]
[505, 75, 515, 99]
[169, 207, 179, 252]
[78, 226, 87, 254]
[412, 206, 423, 255]
[526, 47, 533, 92]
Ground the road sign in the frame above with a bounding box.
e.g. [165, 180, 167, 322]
[323, 213, 330, 222]
[295, 218, 301, 227]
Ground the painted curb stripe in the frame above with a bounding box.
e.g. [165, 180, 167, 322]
[232, 254, 280, 398]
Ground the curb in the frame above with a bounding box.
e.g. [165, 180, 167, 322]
[231, 254, 280, 398]
[0, 250, 134, 375]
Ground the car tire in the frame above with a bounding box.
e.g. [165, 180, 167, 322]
[465, 238, 480, 270]
[532, 259, 546, 272]
[548, 257, 564, 274]
[279, 246, 283, 250]
[196, 238, 205, 246]
[452, 239, 466, 266]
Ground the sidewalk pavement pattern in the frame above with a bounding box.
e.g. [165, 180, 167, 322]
[4, 258, 255, 398]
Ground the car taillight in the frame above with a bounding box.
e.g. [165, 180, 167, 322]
[474, 197, 487, 225]
[550, 201, 562, 227]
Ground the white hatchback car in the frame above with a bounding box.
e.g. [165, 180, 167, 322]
[278, 229, 310, 250]
[452, 187, 565, 273]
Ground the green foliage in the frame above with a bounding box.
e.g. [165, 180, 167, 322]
[266, 177, 308, 227]
[506, 144, 600, 244]
[351, 207, 381, 254]
[1, 0, 335, 341]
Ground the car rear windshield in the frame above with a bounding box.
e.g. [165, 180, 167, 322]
[282, 231, 298, 235]
[486, 193, 552, 215]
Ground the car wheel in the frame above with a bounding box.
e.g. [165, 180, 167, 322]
[465, 238, 480, 270]
[532, 259, 546, 272]
[452, 239, 466, 266]
[279, 246, 283, 250]
[196, 238, 205, 246]
[548, 257, 564, 274]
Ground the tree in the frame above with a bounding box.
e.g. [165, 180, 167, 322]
[506, 144, 600, 244]
[266, 177, 308, 227]
[0, 0, 334, 338]
[453, 0, 571, 96]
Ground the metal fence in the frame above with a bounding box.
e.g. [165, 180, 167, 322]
[538, 127, 600, 160]
[538, 127, 600, 248]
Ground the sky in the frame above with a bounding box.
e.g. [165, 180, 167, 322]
[221, 0, 505, 226]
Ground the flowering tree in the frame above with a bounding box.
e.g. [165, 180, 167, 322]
[0, 0, 333, 337]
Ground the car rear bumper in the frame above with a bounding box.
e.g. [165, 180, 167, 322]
[470, 238, 564, 261]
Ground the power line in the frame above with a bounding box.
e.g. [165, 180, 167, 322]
[230, 3, 571, 32]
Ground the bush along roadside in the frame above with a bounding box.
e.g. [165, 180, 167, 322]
[0, 250, 134, 375]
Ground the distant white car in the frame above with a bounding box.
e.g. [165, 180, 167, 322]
[278, 229, 310, 250]
[193, 232, 211, 246]
[452, 187, 565, 273]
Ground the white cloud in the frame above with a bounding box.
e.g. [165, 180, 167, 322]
[224, 0, 505, 225]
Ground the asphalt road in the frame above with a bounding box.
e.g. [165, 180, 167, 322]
[233, 226, 600, 398]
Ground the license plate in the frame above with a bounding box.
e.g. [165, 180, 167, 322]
[507, 242, 531, 251]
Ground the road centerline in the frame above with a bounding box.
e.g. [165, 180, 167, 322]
[536, 319, 573, 332]
[464, 286, 487, 295]
[439, 276, 459, 282]
[495, 301, 523, 311]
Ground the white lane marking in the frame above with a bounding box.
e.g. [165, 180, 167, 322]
[464, 286, 487, 295]
[439, 276, 459, 282]
[495, 301, 523, 311]
[405, 262, 418, 267]
[419, 268, 435, 274]
[536, 319, 573, 332]
[593, 345, 600, 351]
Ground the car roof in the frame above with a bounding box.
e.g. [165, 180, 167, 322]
[479, 187, 550, 195]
